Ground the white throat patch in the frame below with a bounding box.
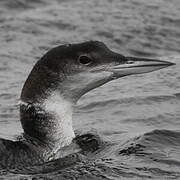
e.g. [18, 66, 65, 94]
[42, 91, 75, 148]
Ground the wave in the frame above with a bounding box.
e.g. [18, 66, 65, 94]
[79, 93, 178, 112]
[0, 0, 48, 10]
[119, 129, 180, 166]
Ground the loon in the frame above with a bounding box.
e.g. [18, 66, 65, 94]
[0, 41, 174, 169]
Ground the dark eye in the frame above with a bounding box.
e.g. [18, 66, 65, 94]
[78, 55, 93, 65]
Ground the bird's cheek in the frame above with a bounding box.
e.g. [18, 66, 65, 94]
[61, 71, 113, 102]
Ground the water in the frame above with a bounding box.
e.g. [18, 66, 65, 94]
[0, 0, 180, 179]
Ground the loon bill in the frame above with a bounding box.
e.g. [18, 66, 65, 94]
[0, 41, 175, 169]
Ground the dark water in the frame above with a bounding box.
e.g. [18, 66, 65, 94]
[0, 0, 180, 179]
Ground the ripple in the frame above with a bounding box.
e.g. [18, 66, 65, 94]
[0, 0, 48, 10]
[119, 129, 180, 167]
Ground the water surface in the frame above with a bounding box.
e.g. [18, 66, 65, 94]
[0, 0, 180, 179]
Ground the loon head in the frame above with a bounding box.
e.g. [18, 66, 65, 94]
[21, 41, 174, 103]
[20, 41, 174, 154]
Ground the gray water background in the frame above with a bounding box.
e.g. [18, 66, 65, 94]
[0, 0, 180, 179]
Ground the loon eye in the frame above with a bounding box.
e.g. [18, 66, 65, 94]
[78, 55, 93, 65]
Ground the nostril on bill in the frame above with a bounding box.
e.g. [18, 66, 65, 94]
[127, 61, 134, 64]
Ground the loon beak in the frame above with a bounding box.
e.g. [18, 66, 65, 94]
[110, 57, 175, 78]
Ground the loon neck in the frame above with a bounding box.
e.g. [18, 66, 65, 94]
[20, 91, 75, 154]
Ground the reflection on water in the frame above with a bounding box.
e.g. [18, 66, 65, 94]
[0, 0, 180, 179]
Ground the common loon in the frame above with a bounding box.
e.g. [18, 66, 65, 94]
[0, 41, 174, 169]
